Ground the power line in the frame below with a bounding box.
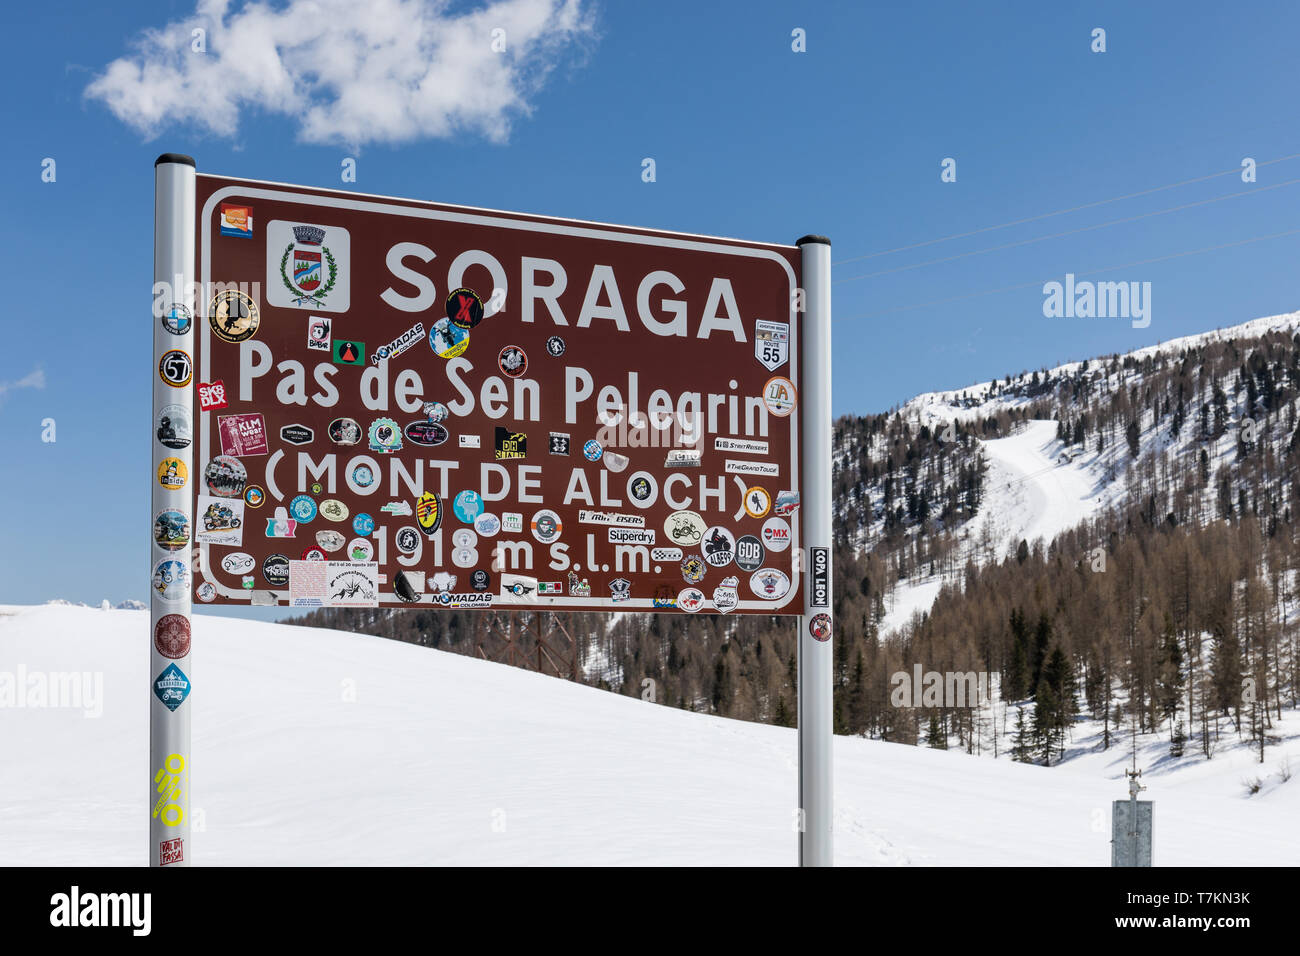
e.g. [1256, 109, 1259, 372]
[832, 152, 1300, 266]
[835, 228, 1300, 321]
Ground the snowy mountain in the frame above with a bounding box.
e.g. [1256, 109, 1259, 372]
[0, 603, 1295, 866]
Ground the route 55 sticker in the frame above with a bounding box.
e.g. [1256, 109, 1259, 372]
[755, 320, 788, 371]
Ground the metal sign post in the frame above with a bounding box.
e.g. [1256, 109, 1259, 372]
[151, 154, 197, 866]
[796, 236, 833, 867]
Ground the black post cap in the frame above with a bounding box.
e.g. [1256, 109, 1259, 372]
[155, 153, 196, 167]
[796, 234, 830, 246]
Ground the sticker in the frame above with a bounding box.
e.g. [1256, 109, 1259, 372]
[774, 490, 800, 516]
[609, 578, 631, 603]
[603, 451, 629, 473]
[567, 572, 591, 597]
[727, 460, 780, 476]
[652, 586, 676, 608]
[754, 319, 789, 371]
[498, 345, 528, 378]
[307, 315, 332, 352]
[153, 663, 191, 711]
[159, 837, 184, 866]
[811, 547, 830, 607]
[750, 568, 791, 601]
[218, 413, 269, 457]
[405, 421, 449, 446]
[264, 507, 298, 539]
[326, 561, 379, 607]
[204, 455, 247, 498]
[197, 495, 245, 545]
[320, 499, 349, 522]
[288, 559, 328, 607]
[382, 501, 412, 516]
[501, 573, 538, 600]
[459, 434, 481, 449]
[208, 289, 260, 344]
[372, 322, 425, 364]
[395, 526, 421, 554]
[350, 462, 376, 489]
[446, 287, 484, 330]
[157, 405, 192, 450]
[744, 487, 772, 518]
[268, 221, 350, 312]
[702, 526, 736, 567]
[474, 513, 500, 536]
[219, 203, 253, 238]
[280, 424, 314, 445]
[762, 376, 797, 417]
[453, 490, 484, 524]
[583, 439, 603, 461]
[545, 335, 566, 357]
[429, 572, 457, 593]
[761, 516, 792, 552]
[333, 340, 365, 365]
[735, 534, 765, 573]
[651, 546, 683, 562]
[502, 512, 523, 533]
[530, 509, 562, 543]
[664, 448, 701, 468]
[393, 570, 423, 603]
[416, 492, 442, 535]
[609, 527, 655, 546]
[680, 554, 706, 584]
[348, 538, 374, 561]
[153, 510, 190, 552]
[712, 576, 739, 613]
[429, 317, 469, 358]
[152, 559, 189, 602]
[714, 437, 769, 454]
[452, 546, 477, 568]
[422, 401, 449, 423]
[809, 613, 832, 642]
[157, 458, 188, 491]
[368, 417, 402, 454]
[579, 509, 646, 528]
[452, 528, 478, 549]
[538, 581, 563, 596]
[495, 427, 527, 460]
[300, 546, 326, 561]
[471, 570, 492, 591]
[262, 553, 290, 586]
[352, 513, 375, 536]
[328, 418, 363, 445]
[549, 432, 571, 455]
[161, 303, 192, 336]
[664, 510, 707, 545]
[289, 494, 318, 524]
[220, 552, 256, 575]
[159, 350, 192, 388]
[629, 474, 653, 502]
[678, 587, 705, 612]
[154, 615, 191, 659]
[316, 529, 346, 552]
[243, 485, 266, 509]
[197, 380, 228, 411]
[196, 582, 216, 603]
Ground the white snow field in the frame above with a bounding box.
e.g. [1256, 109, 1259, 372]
[1, 604, 1296, 866]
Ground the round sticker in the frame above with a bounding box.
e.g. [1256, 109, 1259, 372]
[220, 552, 255, 575]
[423, 401, 449, 423]
[452, 528, 478, 549]
[583, 439, 603, 461]
[208, 289, 260, 343]
[161, 303, 192, 336]
[158, 349, 193, 388]
[664, 510, 707, 546]
[474, 512, 501, 536]
[157, 405, 192, 450]
[446, 287, 484, 330]
[152, 559, 189, 602]
[702, 526, 736, 567]
[262, 554, 290, 587]
[809, 613, 832, 642]
[530, 509, 562, 543]
[678, 587, 706, 612]
[734, 534, 765, 573]
[154, 615, 192, 659]
[453, 490, 484, 524]
[153, 510, 190, 552]
[750, 568, 791, 601]
[498, 345, 528, 378]
[395, 526, 421, 554]
[196, 581, 216, 603]
[680, 554, 707, 584]
[629, 474, 654, 503]
[310, 482, 323, 495]
[430, 317, 470, 358]
[157, 458, 188, 490]
[352, 513, 375, 536]
[300, 547, 326, 561]
[348, 538, 374, 561]
[602, 451, 629, 473]
[452, 546, 477, 568]
[416, 492, 442, 535]
[350, 462, 376, 489]
[545, 335, 566, 357]
[244, 485, 266, 508]
[290, 494, 318, 524]
[762, 376, 797, 417]
[329, 417, 363, 446]
[316, 529, 346, 552]
[320, 499, 349, 522]
[204, 455, 247, 498]
[761, 516, 792, 552]
[471, 569, 491, 591]
[743, 486, 772, 519]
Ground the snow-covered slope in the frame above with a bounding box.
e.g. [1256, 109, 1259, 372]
[1, 604, 1294, 866]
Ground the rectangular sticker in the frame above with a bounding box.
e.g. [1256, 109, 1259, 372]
[608, 527, 656, 546]
[811, 547, 829, 608]
[715, 437, 769, 454]
[218, 413, 269, 457]
[726, 459, 779, 476]
[325, 561, 378, 608]
[578, 509, 646, 528]
[288, 559, 328, 607]
[194, 495, 244, 546]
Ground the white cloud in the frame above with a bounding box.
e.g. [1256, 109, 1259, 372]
[0, 368, 45, 400]
[86, 0, 595, 147]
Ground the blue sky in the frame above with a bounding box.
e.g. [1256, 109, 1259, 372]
[3, 0, 1300, 606]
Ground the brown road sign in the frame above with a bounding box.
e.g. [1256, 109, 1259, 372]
[191, 176, 804, 613]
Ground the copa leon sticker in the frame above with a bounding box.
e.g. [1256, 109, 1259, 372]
[811, 547, 829, 607]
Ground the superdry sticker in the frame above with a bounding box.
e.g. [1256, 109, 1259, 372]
[811, 547, 830, 607]
[702, 526, 736, 567]
[726, 460, 779, 476]
[208, 289, 260, 344]
[218, 413, 269, 457]
[608, 527, 655, 546]
[197, 380, 228, 411]
[220, 203, 253, 238]
[159, 350, 192, 388]
[307, 315, 331, 352]
[153, 663, 191, 711]
[196, 495, 244, 545]
[280, 424, 314, 445]
[762, 516, 792, 552]
[734, 534, 765, 573]
[498, 345, 528, 378]
[809, 613, 832, 642]
[152, 560, 189, 602]
[714, 437, 769, 454]
[157, 458, 187, 491]
[372, 323, 424, 364]
[713, 576, 739, 613]
[762, 376, 797, 417]
[495, 427, 526, 460]
[267, 220, 350, 312]
[405, 420, 449, 446]
[750, 568, 791, 601]
[368, 417, 402, 454]
[154, 615, 191, 659]
[157, 405, 192, 450]
[754, 319, 789, 371]
[744, 486, 772, 518]
[154, 510, 190, 552]
[204, 455, 246, 497]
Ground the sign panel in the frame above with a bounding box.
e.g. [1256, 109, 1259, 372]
[189, 176, 804, 613]
[1111, 800, 1153, 867]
